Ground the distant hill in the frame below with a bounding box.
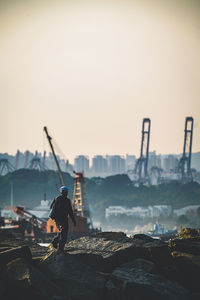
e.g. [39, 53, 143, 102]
[0, 170, 200, 218]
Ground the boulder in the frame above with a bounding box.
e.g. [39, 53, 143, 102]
[40, 250, 105, 300]
[105, 258, 189, 300]
[129, 234, 154, 241]
[143, 242, 173, 266]
[0, 246, 32, 268]
[1, 258, 67, 300]
[94, 231, 127, 240]
[65, 236, 146, 271]
[179, 228, 200, 240]
[171, 251, 200, 292]
[169, 238, 200, 256]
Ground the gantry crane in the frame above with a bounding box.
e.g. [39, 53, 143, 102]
[135, 118, 151, 185]
[178, 117, 194, 183]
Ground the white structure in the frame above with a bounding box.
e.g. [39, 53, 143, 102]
[105, 205, 172, 218]
[28, 200, 51, 219]
[174, 205, 200, 216]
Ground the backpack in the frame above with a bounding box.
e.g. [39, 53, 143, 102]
[49, 197, 66, 221]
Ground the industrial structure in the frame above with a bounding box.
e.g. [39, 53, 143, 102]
[177, 117, 194, 183]
[128, 118, 151, 185]
[0, 159, 15, 175]
[73, 171, 93, 228]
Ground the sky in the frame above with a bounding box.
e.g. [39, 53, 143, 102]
[0, 0, 200, 163]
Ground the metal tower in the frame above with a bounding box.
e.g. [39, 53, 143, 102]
[135, 118, 151, 185]
[178, 117, 194, 183]
[0, 159, 15, 175]
[15, 150, 20, 169]
[73, 171, 93, 228]
[24, 151, 30, 168]
[27, 151, 48, 171]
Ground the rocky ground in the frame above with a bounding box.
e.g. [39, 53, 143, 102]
[0, 228, 200, 300]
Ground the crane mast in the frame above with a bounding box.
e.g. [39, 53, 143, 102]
[43, 126, 65, 186]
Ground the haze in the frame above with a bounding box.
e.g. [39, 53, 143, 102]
[0, 0, 199, 162]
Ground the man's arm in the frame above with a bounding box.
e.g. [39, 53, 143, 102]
[67, 198, 76, 226]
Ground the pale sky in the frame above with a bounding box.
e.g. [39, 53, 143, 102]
[0, 0, 200, 162]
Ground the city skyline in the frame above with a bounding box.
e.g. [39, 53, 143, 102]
[1, 0, 200, 161]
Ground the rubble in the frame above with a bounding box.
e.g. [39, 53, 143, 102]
[1, 229, 200, 299]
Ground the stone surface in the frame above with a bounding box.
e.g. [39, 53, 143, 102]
[169, 238, 200, 256]
[105, 259, 189, 300]
[1, 230, 200, 300]
[171, 251, 200, 292]
[178, 228, 200, 240]
[40, 251, 105, 300]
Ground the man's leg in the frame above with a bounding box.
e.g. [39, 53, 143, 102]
[51, 223, 61, 248]
[59, 221, 68, 251]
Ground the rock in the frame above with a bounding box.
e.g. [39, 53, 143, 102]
[129, 234, 154, 241]
[179, 228, 200, 240]
[169, 238, 200, 256]
[171, 251, 200, 293]
[94, 231, 127, 240]
[105, 258, 189, 300]
[40, 250, 105, 300]
[0, 246, 32, 268]
[1, 258, 67, 300]
[65, 236, 147, 271]
[143, 243, 173, 266]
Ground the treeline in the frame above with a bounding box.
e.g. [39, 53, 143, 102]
[0, 170, 200, 216]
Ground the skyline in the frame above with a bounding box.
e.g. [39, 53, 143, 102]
[1, 0, 200, 162]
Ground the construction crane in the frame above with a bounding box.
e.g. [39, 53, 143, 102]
[177, 117, 194, 183]
[73, 171, 93, 228]
[43, 126, 65, 185]
[43, 126, 92, 227]
[134, 118, 151, 185]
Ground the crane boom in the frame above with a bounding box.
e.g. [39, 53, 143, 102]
[43, 126, 65, 186]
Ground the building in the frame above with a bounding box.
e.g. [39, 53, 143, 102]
[74, 155, 90, 175]
[92, 155, 108, 175]
[125, 154, 136, 171]
[148, 151, 162, 169]
[105, 205, 172, 218]
[107, 155, 126, 175]
[163, 155, 179, 172]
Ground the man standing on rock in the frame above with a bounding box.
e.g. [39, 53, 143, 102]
[50, 186, 76, 252]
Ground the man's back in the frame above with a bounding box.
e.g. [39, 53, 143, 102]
[50, 195, 75, 224]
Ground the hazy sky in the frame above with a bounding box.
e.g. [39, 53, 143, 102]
[0, 0, 200, 162]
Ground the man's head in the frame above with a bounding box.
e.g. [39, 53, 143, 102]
[60, 186, 68, 196]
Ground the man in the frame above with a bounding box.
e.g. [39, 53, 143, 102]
[50, 186, 76, 252]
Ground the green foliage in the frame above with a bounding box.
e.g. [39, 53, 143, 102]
[0, 171, 200, 217]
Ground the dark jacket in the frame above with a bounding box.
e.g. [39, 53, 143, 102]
[50, 195, 76, 224]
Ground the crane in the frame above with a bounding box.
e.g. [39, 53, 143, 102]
[43, 126, 65, 186]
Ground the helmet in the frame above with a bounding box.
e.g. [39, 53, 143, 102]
[60, 186, 68, 193]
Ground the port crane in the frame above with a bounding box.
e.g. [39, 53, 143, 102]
[177, 117, 194, 183]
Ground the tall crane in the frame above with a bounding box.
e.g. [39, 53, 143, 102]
[178, 117, 194, 183]
[43, 126, 65, 185]
[135, 118, 151, 185]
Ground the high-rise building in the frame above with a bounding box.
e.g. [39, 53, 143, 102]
[163, 155, 179, 172]
[125, 154, 136, 171]
[148, 151, 162, 169]
[108, 155, 126, 175]
[74, 155, 90, 174]
[92, 155, 108, 175]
